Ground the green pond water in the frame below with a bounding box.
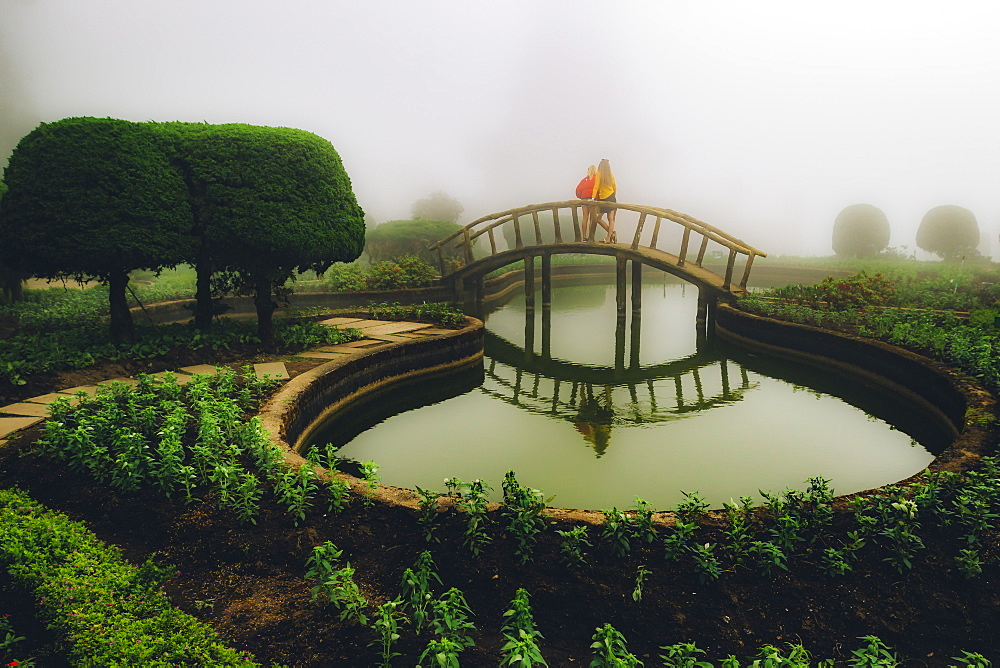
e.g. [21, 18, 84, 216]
[308, 282, 942, 510]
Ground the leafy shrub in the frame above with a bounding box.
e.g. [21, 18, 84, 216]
[365, 219, 467, 265]
[368, 301, 465, 328]
[0, 488, 259, 666]
[327, 256, 441, 292]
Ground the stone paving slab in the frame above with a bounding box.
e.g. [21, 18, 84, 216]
[360, 322, 432, 336]
[339, 319, 394, 330]
[150, 370, 194, 384]
[0, 402, 51, 418]
[365, 333, 419, 342]
[416, 328, 458, 336]
[97, 377, 140, 388]
[326, 339, 384, 349]
[58, 385, 100, 397]
[0, 416, 44, 438]
[253, 362, 290, 380]
[318, 317, 366, 326]
[179, 364, 222, 376]
[297, 351, 353, 360]
[25, 392, 73, 404]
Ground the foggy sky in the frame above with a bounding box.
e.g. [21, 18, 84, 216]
[2, 0, 1000, 257]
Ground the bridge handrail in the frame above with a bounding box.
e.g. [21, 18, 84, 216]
[428, 200, 768, 291]
[429, 200, 765, 256]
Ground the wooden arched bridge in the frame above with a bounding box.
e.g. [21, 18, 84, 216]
[429, 200, 768, 315]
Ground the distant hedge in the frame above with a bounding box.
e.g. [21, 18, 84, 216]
[366, 219, 468, 266]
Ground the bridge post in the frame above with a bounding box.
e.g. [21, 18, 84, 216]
[541, 253, 552, 307]
[524, 255, 535, 310]
[616, 256, 627, 315]
[615, 312, 626, 380]
[541, 302, 552, 360]
[695, 290, 718, 344]
[631, 260, 642, 313]
[629, 310, 641, 370]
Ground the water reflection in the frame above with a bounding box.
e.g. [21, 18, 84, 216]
[309, 283, 938, 509]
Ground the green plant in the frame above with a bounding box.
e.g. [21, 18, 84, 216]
[500, 588, 547, 667]
[321, 563, 368, 625]
[631, 565, 652, 602]
[0, 488, 258, 666]
[631, 497, 658, 544]
[360, 460, 381, 507]
[400, 551, 443, 634]
[457, 478, 492, 557]
[589, 623, 643, 667]
[501, 471, 548, 564]
[659, 641, 712, 668]
[416, 486, 442, 544]
[747, 541, 788, 577]
[370, 599, 405, 667]
[663, 520, 698, 563]
[428, 588, 476, 650]
[556, 525, 591, 568]
[690, 543, 722, 584]
[304, 541, 345, 603]
[951, 651, 992, 667]
[848, 635, 899, 667]
[416, 636, 465, 668]
[601, 508, 633, 558]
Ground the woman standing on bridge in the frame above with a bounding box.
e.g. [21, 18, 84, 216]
[591, 159, 617, 243]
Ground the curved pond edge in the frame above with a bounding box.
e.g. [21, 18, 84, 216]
[255, 304, 997, 525]
[258, 316, 485, 509]
[715, 304, 997, 478]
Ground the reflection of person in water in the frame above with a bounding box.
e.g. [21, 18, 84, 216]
[572, 384, 615, 457]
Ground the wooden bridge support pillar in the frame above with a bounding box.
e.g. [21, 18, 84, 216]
[631, 260, 642, 314]
[524, 305, 535, 363]
[541, 304, 552, 360]
[629, 310, 641, 370]
[541, 253, 552, 307]
[616, 256, 627, 315]
[695, 290, 717, 346]
[524, 255, 535, 310]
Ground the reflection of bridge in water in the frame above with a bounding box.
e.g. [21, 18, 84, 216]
[481, 308, 758, 457]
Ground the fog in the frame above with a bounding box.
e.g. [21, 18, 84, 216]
[2, 0, 1000, 257]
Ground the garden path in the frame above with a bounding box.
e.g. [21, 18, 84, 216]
[0, 317, 447, 444]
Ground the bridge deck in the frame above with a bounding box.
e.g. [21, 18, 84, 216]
[449, 240, 750, 298]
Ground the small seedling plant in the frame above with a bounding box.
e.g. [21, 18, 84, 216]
[501, 471, 548, 564]
[556, 525, 591, 568]
[370, 599, 405, 668]
[500, 588, 547, 667]
[400, 551, 444, 634]
[589, 623, 643, 667]
[457, 478, 492, 557]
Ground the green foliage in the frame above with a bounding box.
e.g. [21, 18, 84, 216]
[366, 219, 466, 265]
[411, 190, 464, 224]
[500, 588, 547, 667]
[848, 635, 900, 667]
[917, 204, 980, 260]
[400, 551, 443, 635]
[1, 117, 194, 341]
[367, 301, 465, 327]
[370, 599, 405, 667]
[457, 478, 493, 557]
[0, 488, 259, 666]
[832, 203, 891, 257]
[501, 470, 548, 564]
[589, 623, 642, 667]
[555, 525, 591, 568]
[328, 256, 441, 291]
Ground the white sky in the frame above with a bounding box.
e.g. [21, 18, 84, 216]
[2, 0, 1000, 256]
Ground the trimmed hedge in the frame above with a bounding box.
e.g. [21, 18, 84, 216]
[0, 488, 259, 667]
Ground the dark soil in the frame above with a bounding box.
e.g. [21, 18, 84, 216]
[2, 350, 1000, 666]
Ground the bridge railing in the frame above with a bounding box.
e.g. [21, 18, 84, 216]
[427, 200, 768, 290]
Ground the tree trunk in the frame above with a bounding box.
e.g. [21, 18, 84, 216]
[194, 246, 214, 331]
[108, 268, 136, 344]
[253, 267, 276, 349]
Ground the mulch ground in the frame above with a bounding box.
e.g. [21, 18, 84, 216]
[1, 352, 999, 666]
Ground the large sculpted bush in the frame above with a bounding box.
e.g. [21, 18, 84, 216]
[163, 122, 365, 344]
[411, 190, 464, 223]
[0, 117, 191, 342]
[831, 203, 890, 257]
[366, 219, 466, 267]
[917, 205, 980, 261]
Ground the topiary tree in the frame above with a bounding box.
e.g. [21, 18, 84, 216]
[831, 203, 890, 257]
[166, 122, 364, 346]
[411, 190, 464, 223]
[0, 117, 192, 342]
[365, 219, 467, 266]
[917, 204, 980, 261]
[0, 180, 24, 304]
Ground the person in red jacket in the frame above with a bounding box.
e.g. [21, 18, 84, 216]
[591, 159, 617, 243]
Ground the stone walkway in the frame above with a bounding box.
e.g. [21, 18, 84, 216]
[0, 318, 448, 445]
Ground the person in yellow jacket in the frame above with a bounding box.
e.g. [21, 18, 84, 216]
[591, 159, 617, 243]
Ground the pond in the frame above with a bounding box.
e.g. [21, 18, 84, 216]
[306, 281, 943, 510]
